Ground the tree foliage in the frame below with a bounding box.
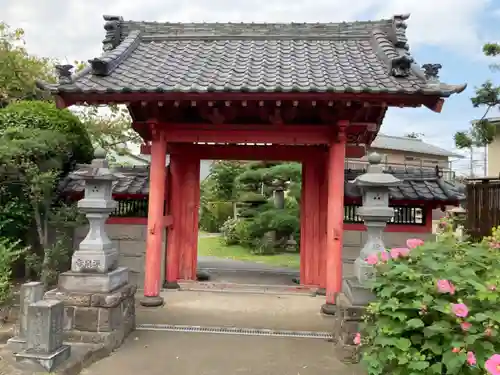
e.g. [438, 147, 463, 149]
[453, 42, 499, 175]
[216, 161, 302, 254]
[0, 22, 55, 107]
[0, 102, 90, 285]
[405, 132, 424, 139]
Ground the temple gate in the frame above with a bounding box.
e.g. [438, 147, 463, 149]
[39, 14, 465, 310]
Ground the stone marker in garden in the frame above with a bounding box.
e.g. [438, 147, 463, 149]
[333, 152, 400, 362]
[7, 281, 45, 352]
[44, 147, 136, 349]
[15, 299, 71, 372]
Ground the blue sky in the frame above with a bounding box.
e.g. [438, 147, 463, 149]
[2, 0, 500, 174]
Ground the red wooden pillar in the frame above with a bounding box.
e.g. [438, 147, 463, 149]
[323, 122, 348, 312]
[166, 155, 200, 285]
[300, 155, 323, 286]
[317, 151, 328, 289]
[141, 122, 167, 307]
[165, 154, 182, 288]
[300, 160, 310, 284]
[190, 158, 201, 279]
[179, 157, 200, 280]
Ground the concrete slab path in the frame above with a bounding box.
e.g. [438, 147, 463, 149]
[82, 330, 364, 375]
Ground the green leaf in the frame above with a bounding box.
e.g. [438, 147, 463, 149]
[423, 321, 451, 337]
[422, 340, 443, 354]
[442, 351, 466, 375]
[394, 338, 411, 351]
[474, 313, 489, 322]
[408, 361, 429, 371]
[407, 318, 424, 329]
[429, 363, 442, 374]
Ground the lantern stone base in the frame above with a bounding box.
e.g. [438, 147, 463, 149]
[44, 275, 136, 351]
[58, 267, 129, 293]
[342, 277, 376, 306]
[332, 279, 375, 364]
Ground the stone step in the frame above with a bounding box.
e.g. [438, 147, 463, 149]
[178, 281, 317, 296]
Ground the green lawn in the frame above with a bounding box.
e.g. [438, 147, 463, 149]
[198, 236, 300, 269]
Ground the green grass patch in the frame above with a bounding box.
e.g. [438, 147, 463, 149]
[198, 236, 300, 269]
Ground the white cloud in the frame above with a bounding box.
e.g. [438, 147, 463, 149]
[0, 0, 492, 175]
[0, 0, 490, 62]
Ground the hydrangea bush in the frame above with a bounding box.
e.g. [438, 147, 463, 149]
[358, 228, 500, 375]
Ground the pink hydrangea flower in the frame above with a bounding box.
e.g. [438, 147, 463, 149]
[489, 241, 500, 249]
[437, 280, 456, 295]
[451, 303, 469, 318]
[452, 347, 460, 353]
[461, 322, 472, 331]
[390, 247, 410, 259]
[406, 238, 424, 249]
[380, 251, 389, 262]
[485, 354, 500, 375]
[467, 351, 476, 366]
[365, 253, 379, 265]
[390, 248, 400, 259]
[353, 333, 361, 345]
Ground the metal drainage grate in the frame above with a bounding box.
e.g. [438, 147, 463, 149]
[136, 324, 333, 340]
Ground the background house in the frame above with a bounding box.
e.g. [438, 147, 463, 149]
[113, 133, 461, 182]
[348, 134, 462, 180]
[486, 117, 500, 177]
[112, 151, 214, 181]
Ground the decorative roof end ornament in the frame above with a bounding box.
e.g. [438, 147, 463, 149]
[102, 15, 124, 51]
[55, 64, 74, 84]
[422, 63, 442, 82]
[390, 14, 411, 50]
[390, 55, 414, 77]
[88, 58, 109, 76]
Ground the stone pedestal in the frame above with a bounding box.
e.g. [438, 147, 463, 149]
[58, 266, 130, 293]
[332, 290, 372, 364]
[15, 300, 71, 372]
[44, 281, 136, 349]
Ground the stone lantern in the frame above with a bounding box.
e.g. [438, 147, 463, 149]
[69, 147, 119, 273]
[345, 152, 401, 304]
[332, 152, 401, 363]
[46, 147, 135, 349]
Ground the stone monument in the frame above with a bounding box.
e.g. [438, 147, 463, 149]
[333, 152, 400, 363]
[7, 281, 45, 352]
[15, 300, 71, 372]
[44, 148, 136, 349]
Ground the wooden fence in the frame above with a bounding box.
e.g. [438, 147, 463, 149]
[112, 197, 426, 226]
[466, 177, 500, 240]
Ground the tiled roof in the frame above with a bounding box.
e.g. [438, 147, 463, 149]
[37, 15, 466, 97]
[371, 134, 464, 158]
[60, 166, 465, 202]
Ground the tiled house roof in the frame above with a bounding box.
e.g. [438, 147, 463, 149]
[371, 134, 464, 158]
[37, 14, 466, 97]
[60, 166, 465, 202]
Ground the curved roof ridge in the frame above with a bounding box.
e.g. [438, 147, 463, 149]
[36, 30, 141, 91]
[119, 17, 395, 41]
